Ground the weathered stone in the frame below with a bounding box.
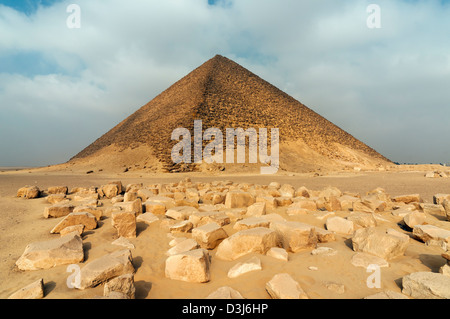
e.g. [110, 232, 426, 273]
[101, 184, 120, 199]
[316, 196, 341, 212]
[270, 221, 317, 253]
[324, 282, 345, 294]
[421, 203, 446, 216]
[114, 199, 143, 216]
[392, 194, 422, 204]
[444, 200, 450, 221]
[165, 249, 211, 283]
[43, 203, 75, 218]
[338, 195, 360, 211]
[225, 191, 255, 208]
[265, 273, 308, 299]
[440, 264, 450, 277]
[73, 249, 134, 290]
[206, 286, 245, 299]
[48, 186, 68, 195]
[351, 252, 389, 268]
[16, 232, 84, 270]
[166, 238, 199, 256]
[215, 227, 280, 261]
[50, 212, 97, 234]
[234, 217, 270, 231]
[46, 194, 67, 204]
[256, 196, 277, 210]
[227, 256, 262, 278]
[403, 212, 427, 229]
[189, 211, 230, 227]
[346, 212, 377, 229]
[123, 192, 138, 202]
[289, 199, 317, 211]
[433, 194, 450, 205]
[17, 186, 40, 199]
[169, 220, 193, 233]
[315, 227, 336, 243]
[352, 227, 409, 260]
[60, 224, 85, 236]
[166, 206, 198, 221]
[136, 212, 159, 225]
[111, 211, 136, 238]
[8, 278, 44, 299]
[413, 224, 450, 246]
[73, 206, 102, 221]
[402, 271, 450, 299]
[104, 273, 135, 299]
[144, 201, 167, 215]
[275, 196, 293, 207]
[246, 202, 266, 217]
[325, 216, 354, 236]
[111, 196, 124, 204]
[279, 184, 295, 198]
[192, 223, 228, 249]
[266, 247, 288, 261]
[295, 186, 311, 198]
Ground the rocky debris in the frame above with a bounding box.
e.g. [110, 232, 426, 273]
[72, 206, 102, 221]
[8, 278, 44, 299]
[352, 227, 409, 260]
[189, 211, 230, 227]
[233, 217, 270, 231]
[324, 281, 345, 294]
[433, 194, 450, 205]
[111, 211, 136, 238]
[402, 271, 450, 299]
[166, 238, 199, 256]
[350, 252, 389, 268]
[114, 199, 143, 216]
[225, 191, 255, 208]
[265, 273, 308, 299]
[166, 206, 198, 221]
[47, 186, 68, 195]
[403, 212, 427, 229]
[165, 248, 211, 283]
[420, 203, 446, 216]
[43, 203, 75, 218]
[444, 200, 450, 221]
[169, 220, 193, 233]
[266, 247, 289, 261]
[99, 183, 122, 199]
[50, 212, 97, 234]
[215, 227, 279, 261]
[16, 232, 84, 270]
[246, 202, 266, 217]
[103, 273, 136, 299]
[206, 286, 245, 299]
[73, 249, 134, 290]
[192, 223, 228, 249]
[270, 221, 317, 252]
[143, 201, 167, 215]
[17, 186, 40, 199]
[227, 256, 262, 278]
[60, 224, 85, 236]
[346, 212, 377, 229]
[325, 216, 354, 236]
[392, 194, 422, 204]
[413, 224, 450, 249]
[315, 227, 336, 243]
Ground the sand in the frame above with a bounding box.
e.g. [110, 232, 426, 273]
[1, 167, 449, 299]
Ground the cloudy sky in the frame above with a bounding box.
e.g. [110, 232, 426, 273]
[0, 0, 449, 167]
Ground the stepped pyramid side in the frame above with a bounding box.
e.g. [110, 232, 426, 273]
[70, 55, 391, 172]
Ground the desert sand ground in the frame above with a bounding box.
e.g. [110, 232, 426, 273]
[1, 167, 449, 299]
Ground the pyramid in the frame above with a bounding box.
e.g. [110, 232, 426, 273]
[69, 55, 391, 173]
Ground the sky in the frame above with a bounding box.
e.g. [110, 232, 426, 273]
[0, 0, 449, 167]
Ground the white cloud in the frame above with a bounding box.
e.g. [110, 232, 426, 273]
[0, 0, 449, 166]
